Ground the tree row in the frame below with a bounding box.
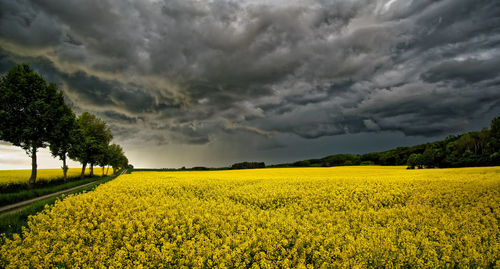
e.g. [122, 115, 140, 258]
[0, 64, 129, 187]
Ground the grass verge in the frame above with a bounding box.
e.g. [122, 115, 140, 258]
[0, 177, 113, 238]
[0, 176, 108, 207]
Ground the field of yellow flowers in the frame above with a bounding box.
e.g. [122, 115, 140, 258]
[1, 166, 499, 267]
[0, 168, 102, 185]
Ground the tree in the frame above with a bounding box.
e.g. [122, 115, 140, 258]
[69, 112, 112, 179]
[380, 151, 397, 165]
[120, 155, 129, 173]
[415, 153, 424, 169]
[489, 116, 500, 165]
[422, 148, 437, 168]
[407, 154, 417, 169]
[491, 116, 500, 139]
[231, 162, 265, 169]
[49, 103, 79, 181]
[0, 64, 64, 187]
[407, 153, 423, 169]
[97, 144, 111, 177]
[107, 144, 126, 175]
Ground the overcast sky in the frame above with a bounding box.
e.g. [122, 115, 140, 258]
[1, 0, 499, 169]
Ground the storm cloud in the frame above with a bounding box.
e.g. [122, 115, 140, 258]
[1, 0, 499, 167]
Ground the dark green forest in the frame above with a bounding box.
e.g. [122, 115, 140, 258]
[270, 116, 500, 169]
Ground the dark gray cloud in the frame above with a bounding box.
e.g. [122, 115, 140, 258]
[421, 58, 500, 83]
[0, 0, 65, 48]
[1, 0, 499, 166]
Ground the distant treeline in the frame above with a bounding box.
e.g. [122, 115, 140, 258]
[270, 116, 500, 169]
[0, 64, 130, 187]
[231, 162, 265, 170]
[133, 162, 266, 172]
[134, 167, 225, 172]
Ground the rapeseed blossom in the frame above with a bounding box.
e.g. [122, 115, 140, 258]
[1, 166, 499, 267]
[0, 168, 93, 185]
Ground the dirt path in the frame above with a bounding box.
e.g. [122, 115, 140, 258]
[0, 169, 127, 215]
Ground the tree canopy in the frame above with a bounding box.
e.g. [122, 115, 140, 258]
[0, 64, 66, 186]
[270, 116, 500, 169]
[0, 63, 130, 186]
[107, 144, 128, 175]
[70, 112, 113, 178]
[49, 99, 79, 181]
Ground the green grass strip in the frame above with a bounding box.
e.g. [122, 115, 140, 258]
[0, 176, 108, 207]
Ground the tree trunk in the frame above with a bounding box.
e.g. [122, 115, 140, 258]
[28, 147, 37, 188]
[90, 163, 94, 177]
[113, 167, 116, 175]
[81, 162, 87, 179]
[62, 154, 68, 182]
[106, 166, 110, 176]
[102, 166, 105, 177]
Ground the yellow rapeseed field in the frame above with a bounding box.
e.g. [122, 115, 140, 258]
[0, 168, 107, 185]
[1, 166, 499, 267]
[0, 167, 112, 185]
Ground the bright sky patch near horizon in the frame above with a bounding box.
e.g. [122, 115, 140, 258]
[0, 0, 499, 169]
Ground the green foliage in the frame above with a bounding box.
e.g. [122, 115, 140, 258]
[407, 154, 416, 169]
[48, 101, 79, 180]
[287, 154, 362, 167]
[191, 166, 210, 170]
[491, 117, 500, 139]
[107, 144, 128, 174]
[292, 160, 311, 167]
[69, 112, 113, 176]
[96, 144, 111, 174]
[280, 116, 500, 169]
[422, 148, 438, 168]
[231, 162, 265, 169]
[0, 64, 65, 186]
[489, 117, 500, 162]
[0, 63, 129, 183]
[0, 64, 58, 151]
[407, 153, 423, 169]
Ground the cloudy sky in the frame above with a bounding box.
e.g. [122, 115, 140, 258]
[1, 0, 499, 169]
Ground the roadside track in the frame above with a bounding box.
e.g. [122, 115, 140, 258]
[0, 169, 127, 215]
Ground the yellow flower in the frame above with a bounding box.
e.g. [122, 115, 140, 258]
[1, 166, 499, 267]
